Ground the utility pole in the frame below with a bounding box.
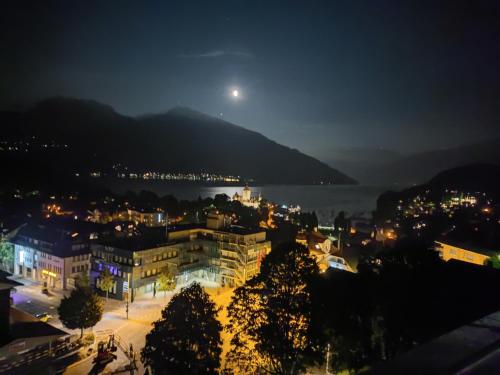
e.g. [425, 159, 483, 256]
[337, 228, 343, 256]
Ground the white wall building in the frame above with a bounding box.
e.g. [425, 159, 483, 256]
[11, 221, 97, 290]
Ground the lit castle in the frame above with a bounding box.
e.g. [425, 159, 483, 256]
[232, 185, 261, 209]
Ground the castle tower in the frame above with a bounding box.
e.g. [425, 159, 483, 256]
[242, 185, 251, 201]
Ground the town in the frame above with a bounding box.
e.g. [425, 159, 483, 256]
[0, 185, 350, 373]
[1, 165, 500, 374]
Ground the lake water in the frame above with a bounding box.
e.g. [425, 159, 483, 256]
[102, 180, 389, 225]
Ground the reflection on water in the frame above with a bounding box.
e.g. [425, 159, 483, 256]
[103, 180, 389, 225]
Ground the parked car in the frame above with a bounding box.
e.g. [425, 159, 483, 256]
[35, 313, 52, 322]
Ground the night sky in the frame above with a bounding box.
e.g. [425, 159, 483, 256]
[1, 0, 500, 160]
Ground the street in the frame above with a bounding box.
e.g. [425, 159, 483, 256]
[9, 277, 240, 375]
[10, 281, 172, 375]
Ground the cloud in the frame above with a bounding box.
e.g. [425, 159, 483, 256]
[177, 50, 254, 59]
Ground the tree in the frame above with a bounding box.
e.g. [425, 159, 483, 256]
[334, 211, 351, 234]
[74, 272, 90, 288]
[157, 268, 176, 297]
[98, 267, 114, 300]
[226, 242, 320, 375]
[141, 283, 222, 375]
[58, 285, 104, 337]
[0, 240, 14, 272]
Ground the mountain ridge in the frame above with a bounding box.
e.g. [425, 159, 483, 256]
[328, 138, 500, 186]
[0, 96, 356, 186]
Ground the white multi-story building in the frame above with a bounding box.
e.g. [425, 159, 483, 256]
[10, 220, 100, 290]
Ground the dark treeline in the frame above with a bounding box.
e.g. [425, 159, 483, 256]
[141, 238, 500, 374]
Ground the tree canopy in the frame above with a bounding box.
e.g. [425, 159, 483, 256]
[225, 242, 319, 375]
[141, 282, 222, 375]
[98, 267, 114, 300]
[0, 240, 14, 272]
[156, 268, 176, 297]
[58, 284, 104, 337]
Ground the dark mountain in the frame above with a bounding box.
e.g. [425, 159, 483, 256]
[331, 139, 500, 186]
[0, 97, 355, 186]
[382, 139, 500, 186]
[326, 148, 403, 184]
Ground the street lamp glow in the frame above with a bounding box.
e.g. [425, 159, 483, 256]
[232, 89, 239, 97]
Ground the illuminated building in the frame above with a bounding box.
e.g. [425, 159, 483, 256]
[10, 220, 101, 290]
[232, 185, 261, 209]
[325, 255, 353, 272]
[90, 212, 271, 301]
[90, 234, 179, 301]
[89, 208, 165, 227]
[295, 230, 354, 273]
[296, 230, 333, 254]
[126, 209, 165, 227]
[434, 240, 497, 267]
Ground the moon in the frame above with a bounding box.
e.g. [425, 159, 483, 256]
[232, 89, 239, 97]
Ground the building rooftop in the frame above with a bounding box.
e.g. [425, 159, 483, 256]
[10, 218, 106, 257]
[9, 307, 68, 340]
[369, 308, 500, 375]
[96, 223, 267, 252]
[215, 225, 265, 236]
[168, 222, 265, 236]
[168, 223, 206, 232]
[95, 234, 170, 252]
[435, 239, 499, 257]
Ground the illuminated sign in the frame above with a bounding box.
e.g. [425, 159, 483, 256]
[42, 269, 57, 278]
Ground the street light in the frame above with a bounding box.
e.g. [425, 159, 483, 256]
[338, 228, 343, 256]
[325, 343, 333, 374]
[125, 272, 130, 319]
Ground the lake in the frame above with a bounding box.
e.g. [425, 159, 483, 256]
[101, 180, 390, 225]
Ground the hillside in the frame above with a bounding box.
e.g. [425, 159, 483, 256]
[360, 139, 500, 186]
[375, 163, 500, 222]
[0, 97, 356, 187]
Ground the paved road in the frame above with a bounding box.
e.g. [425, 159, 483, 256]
[10, 283, 172, 374]
[12, 290, 63, 326]
[63, 301, 166, 374]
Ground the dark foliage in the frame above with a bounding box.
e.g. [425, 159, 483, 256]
[141, 283, 222, 375]
[58, 284, 104, 337]
[312, 239, 500, 371]
[226, 242, 319, 374]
